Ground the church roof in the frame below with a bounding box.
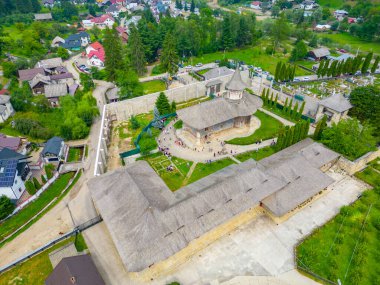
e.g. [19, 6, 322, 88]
[89, 139, 339, 272]
[225, 68, 247, 91]
[177, 93, 262, 130]
[319, 93, 352, 113]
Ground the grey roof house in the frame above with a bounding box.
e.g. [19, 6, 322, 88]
[45, 254, 105, 285]
[316, 93, 353, 124]
[41, 136, 67, 163]
[34, 13, 53, 21]
[0, 148, 30, 200]
[89, 138, 339, 273]
[0, 95, 15, 123]
[62, 32, 91, 50]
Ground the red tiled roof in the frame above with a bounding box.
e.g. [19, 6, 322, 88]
[91, 14, 115, 24]
[88, 42, 105, 62]
[0, 89, 9, 95]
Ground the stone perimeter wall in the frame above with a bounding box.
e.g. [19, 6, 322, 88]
[337, 147, 380, 175]
[106, 70, 251, 122]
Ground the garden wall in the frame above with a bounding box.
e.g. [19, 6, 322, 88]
[106, 70, 250, 122]
[337, 147, 380, 175]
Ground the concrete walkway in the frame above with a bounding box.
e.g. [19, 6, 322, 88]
[158, 121, 275, 163]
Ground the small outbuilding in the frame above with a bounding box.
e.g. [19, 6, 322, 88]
[308, 48, 330, 61]
[315, 93, 353, 124]
[41, 136, 67, 163]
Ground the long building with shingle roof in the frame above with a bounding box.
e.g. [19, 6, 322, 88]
[89, 138, 339, 275]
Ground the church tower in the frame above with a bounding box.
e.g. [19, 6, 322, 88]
[225, 67, 247, 101]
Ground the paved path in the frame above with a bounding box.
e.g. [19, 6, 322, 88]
[158, 121, 275, 163]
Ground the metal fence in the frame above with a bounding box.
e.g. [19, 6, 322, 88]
[0, 215, 103, 275]
[119, 112, 177, 159]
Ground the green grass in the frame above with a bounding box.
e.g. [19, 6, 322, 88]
[296, 187, 380, 285]
[369, 158, 380, 172]
[355, 167, 380, 187]
[141, 80, 166, 95]
[234, 146, 276, 162]
[0, 173, 75, 243]
[226, 110, 283, 145]
[197, 68, 211, 75]
[187, 158, 236, 184]
[262, 105, 301, 123]
[0, 233, 87, 285]
[67, 147, 82, 162]
[138, 152, 193, 190]
[173, 120, 183, 129]
[318, 33, 380, 55]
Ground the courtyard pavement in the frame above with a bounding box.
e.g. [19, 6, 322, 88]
[83, 169, 368, 285]
[158, 120, 275, 163]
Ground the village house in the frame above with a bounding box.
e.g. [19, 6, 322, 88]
[41, 136, 68, 164]
[82, 14, 115, 29]
[42, 0, 55, 8]
[314, 24, 331, 32]
[34, 13, 53, 21]
[85, 42, 105, 67]
[45, 254, 105, 285]
[0, 148, 31, 201]
[308, 47, 330, 61]
[0, 134, 22, 152]
[334, 10, 349, 20]
[250, 1, 261, 9]
[51, 36, 65, 48]
[60, 32, 91, 50]
[0, 95, 15, 123]
[116, 26, 128, 43]
[106, 4, 124, 18]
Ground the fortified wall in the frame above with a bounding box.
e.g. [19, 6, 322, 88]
[106, 70, 251, 121]
[337, 147, 380, 175]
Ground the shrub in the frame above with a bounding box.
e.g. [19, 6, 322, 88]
[41, 175, 47, 184]
[25, 180, 36, 195]
[130, 115, 140, 130]
[139, 132, 157, 154]
[45, 164, 55, 179]
[173, 120, 183, 130]
[33, 177, 42, 190]
[0, 195, 15, 220]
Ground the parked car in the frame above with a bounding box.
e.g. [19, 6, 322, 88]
[302, 76, 310, 81]
[354, 71, 362, 76]
[78, 64, 86, 70]
[185, 65, 193, 70]
[294, 78, 301, 82]
[178, 63, 184, 68]
[195, 63, 203, 67]
[215, 60, 221, 63]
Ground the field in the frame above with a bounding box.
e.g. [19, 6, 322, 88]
[138, 152, 193, 191]
[296, 186, 380, 285]
[0, 234, 87, 285]
[187, 158, 236, 184]
[316, 0, 345, 9]
[355, 166, 380, 187]
[142, 80, 166, 95]
[189, 44, 312, 76]
[66, 147, 83, 162]
[234, 146, 276, 162]
[318, 33, 380, 55]
[0, 172, 78, 246]
[226, 110, 283, 145]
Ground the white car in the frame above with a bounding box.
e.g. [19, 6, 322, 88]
[303, 77, 310, 81]
[195, 63, 203, 67]
[294, 78, 301, 82]
[185, 65, 193, 70]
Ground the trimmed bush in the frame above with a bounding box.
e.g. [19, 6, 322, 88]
[25, 180, 36, 195]
[33, 177, 41, 190]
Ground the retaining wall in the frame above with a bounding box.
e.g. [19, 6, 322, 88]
[337, 147, 380, 175]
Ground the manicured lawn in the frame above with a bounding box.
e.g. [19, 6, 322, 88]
[187, 158, 236, 184]
[0, 172, 76, 245]
[141, 80, 166, 95]
[318, 33, 380, 55]
[67, 147, 83, 162]
[234, 146, 276, 162]
[226, 110, 283, 145]
[0, 233, 87, 285]
[355, 167, 380, 187]
[369, 158, 380, 172]
[197, 68, 211, 75]
[316, 0, 345, 9]
[262, 105, 301, 123]
[138, 152, 193, 191]
[296, 187, 380, 285]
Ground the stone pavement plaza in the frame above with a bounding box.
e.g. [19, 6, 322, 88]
[157, 119, 275, 163]
[83, 169, 367, 285]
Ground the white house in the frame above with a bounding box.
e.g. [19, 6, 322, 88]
[250, 1, 261, 10]
[0, 148, 30, 200]
[82, 15, 115, 30]
[334, 10, 348, 20]
[85, 42, 105, 67]
[0, 95, 15, 123]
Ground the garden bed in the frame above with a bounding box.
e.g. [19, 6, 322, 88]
[66, 146, 84, 162]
